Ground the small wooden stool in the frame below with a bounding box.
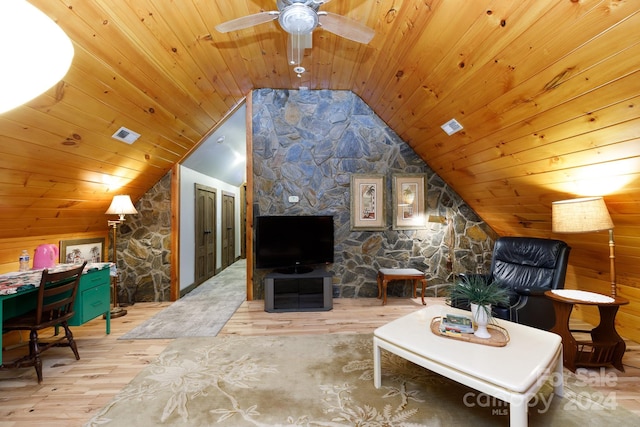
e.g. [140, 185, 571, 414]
[377, 268, 427, 306]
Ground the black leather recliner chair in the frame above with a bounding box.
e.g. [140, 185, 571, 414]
[453, 237, 571, 331]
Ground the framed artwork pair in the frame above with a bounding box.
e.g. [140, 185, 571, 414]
[350, 173, 427, 231]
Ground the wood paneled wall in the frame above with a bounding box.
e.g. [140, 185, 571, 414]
[0, 232, 109, 274]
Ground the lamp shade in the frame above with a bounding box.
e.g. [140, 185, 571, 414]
[552, 197, 613, 233]
[0, 1, 75, 114]
[106, 195, 138, 219]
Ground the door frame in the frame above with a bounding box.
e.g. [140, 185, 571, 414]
[170, 95, 253, 301]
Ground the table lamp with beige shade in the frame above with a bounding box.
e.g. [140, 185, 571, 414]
[552, 196, 616, 297]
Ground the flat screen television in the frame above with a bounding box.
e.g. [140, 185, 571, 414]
[255, 215, 334, 273]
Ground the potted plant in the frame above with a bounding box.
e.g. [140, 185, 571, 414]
[447, 275, 510, 338]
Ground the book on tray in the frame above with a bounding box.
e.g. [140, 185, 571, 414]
[439, 313, 474, 334]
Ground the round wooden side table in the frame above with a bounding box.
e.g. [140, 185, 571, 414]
[545, 289, 628, 372]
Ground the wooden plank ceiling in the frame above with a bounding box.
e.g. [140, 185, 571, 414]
[1, 1, 639, 294]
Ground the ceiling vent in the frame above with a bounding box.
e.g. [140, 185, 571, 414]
[440, 118, 463, 136]
[111, 126, 140, 144]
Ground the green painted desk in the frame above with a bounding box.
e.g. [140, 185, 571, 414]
[0, 263, 111, 364]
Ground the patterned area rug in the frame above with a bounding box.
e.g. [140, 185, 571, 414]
[119, 260, 246, 339]
[85, 333, 638, 426]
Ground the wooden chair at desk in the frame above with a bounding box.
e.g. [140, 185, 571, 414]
[1, 261, 86, 383]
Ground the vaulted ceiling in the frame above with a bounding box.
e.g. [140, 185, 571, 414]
[1, 1, 639, 295]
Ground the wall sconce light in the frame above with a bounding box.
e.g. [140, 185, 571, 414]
[105, 195, 138, 317]
[0, 1, 74, 114]
[427, 213, 454, 271]
[552, 196, 616, 296]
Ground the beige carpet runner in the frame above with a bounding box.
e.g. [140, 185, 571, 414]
[119, 260, 246, 339]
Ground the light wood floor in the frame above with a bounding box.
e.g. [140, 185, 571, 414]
[1, 297, 639, 426]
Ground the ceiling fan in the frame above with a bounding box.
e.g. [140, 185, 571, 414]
[215, 0, 375, 73]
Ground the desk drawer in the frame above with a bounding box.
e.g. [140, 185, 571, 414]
[69, 268, 111, 326]
[80, 268, 110, 290]
[79, 283, 110, 321]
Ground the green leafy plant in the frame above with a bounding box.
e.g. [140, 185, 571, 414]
[447, 275, 511, 320]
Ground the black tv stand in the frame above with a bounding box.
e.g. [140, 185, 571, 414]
[276, 265, 313, 275]
[264, 269, 333, 312]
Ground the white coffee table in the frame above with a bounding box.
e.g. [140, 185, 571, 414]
[373, 305, 563, 426]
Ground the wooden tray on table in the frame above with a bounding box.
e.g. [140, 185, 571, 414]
[430, 317, 510, 347]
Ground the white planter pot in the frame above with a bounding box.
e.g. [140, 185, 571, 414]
[470, 303, 491, 339]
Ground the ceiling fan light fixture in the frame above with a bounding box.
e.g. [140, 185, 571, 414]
[279, 4, 318, 34]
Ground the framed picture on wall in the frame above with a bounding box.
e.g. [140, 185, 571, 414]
[59, 238, 105, 264]
[392, 173, 428, 230]
[350, 174, 386, 231]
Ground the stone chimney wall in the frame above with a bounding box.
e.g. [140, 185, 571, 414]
[252, 89, 498, 300]
[115, 171, 172, 303]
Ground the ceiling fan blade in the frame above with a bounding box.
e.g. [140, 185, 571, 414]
[318, 12, 374, 44]
[287, 32, 313, 65]
[215, 11, 279, 33]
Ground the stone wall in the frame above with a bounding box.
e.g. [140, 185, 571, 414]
[115, 171, 172, 303]
[252, 89, 498, 299]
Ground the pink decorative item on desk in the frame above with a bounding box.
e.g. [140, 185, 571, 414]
[33, 243, 59, 269]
